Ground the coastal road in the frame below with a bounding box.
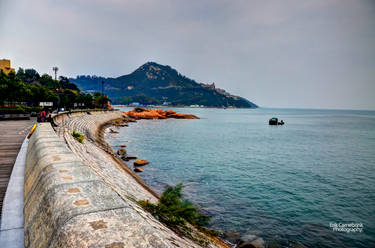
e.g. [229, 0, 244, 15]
[0, 119, 35, 216]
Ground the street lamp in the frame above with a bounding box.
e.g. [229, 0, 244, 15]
[52, 67, 58, 81]
[101, 81, 104, 108]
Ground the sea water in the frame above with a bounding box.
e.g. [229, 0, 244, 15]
[107, 107, 375, 247]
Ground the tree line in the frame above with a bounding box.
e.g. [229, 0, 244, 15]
[0, 68, 110, 111]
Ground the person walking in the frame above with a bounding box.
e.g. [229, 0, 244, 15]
[39, 109, 47, 122]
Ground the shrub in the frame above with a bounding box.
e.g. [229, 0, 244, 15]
[138, 183, 211, 228]
[0, 106, 42, 114]
[72, 131, 84, 143]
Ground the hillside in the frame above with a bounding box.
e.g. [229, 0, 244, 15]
[70, 62, 258, 108]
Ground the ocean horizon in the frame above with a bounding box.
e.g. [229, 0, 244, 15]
[107, 107, 375, 248]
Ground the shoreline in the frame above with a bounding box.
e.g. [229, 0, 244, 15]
[112, 105, 258, 109]
[96, 118, 161, 200]
[52, 109, 230, 248]
[99, 114, 232, 248]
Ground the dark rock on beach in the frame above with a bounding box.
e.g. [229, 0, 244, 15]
[109, 128, 119, 134]
[117, 149, 126, 156]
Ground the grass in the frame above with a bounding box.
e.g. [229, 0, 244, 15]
[72, 131, 85, 143]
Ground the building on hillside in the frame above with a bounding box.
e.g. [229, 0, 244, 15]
[201, 82, 216, 90]
[0, 59, 15, 75]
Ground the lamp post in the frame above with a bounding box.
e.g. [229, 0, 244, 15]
[101, 81, 104, 108]
[101, 81, 104, 96]
[52, 67, 58, 81]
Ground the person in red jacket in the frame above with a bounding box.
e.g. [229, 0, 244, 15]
[39, 109, 46, 122]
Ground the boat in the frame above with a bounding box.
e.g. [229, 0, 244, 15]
[269, 117, 278, 125]
[269, 117, 285, 125]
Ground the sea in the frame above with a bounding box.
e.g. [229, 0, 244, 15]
[107, 107, 375, 248]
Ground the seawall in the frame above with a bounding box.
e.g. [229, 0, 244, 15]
[25, 110, 226, 248]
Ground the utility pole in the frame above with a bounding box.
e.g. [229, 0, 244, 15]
[101, 81, 104, 96]
[52, 67, 58, 81]
[101, 81, 104, 109]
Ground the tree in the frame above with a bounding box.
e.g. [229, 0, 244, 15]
[59, 76, 79, 91]
[39, 74, 58, 89]
[76, 93, 93, 108]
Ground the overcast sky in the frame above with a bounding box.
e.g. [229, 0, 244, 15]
[1, 0, 375, 109]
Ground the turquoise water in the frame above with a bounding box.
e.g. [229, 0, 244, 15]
[108, 107, 375, 247]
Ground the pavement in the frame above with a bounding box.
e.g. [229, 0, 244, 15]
[0, 119, 34, 214]
[0, 137, 28, 248]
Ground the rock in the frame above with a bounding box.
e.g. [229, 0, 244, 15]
[120, 155, 127, 161]
[126, 156, 137, 160]
[117, 149, 126, 156]
[123, 108, 199, 120]
[222, 230, 241, 244]
[120, 144, 127, 147]
[134, 167, 143, 173]
[134, 160, 150, 166]
[238, 242, 256, 248]
[109, 128, 119, 134]
[240, 234, 265, 248]
[290, 242, 308, 248]
[250, 238, 265, 248]
[241, 234, 258, 242]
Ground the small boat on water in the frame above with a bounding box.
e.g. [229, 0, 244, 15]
[269, 117, 285, 125]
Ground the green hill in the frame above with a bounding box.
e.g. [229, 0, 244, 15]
[70, 62, 258, 108]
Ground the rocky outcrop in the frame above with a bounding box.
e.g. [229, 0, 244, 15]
[124, 108, 199, 120]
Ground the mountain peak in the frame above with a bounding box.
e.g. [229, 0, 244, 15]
[138, 61, 165, 71]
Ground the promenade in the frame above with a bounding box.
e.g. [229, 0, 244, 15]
[0, 119, 34, 216]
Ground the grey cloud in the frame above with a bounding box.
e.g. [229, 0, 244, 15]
[1, 0, 374, 109]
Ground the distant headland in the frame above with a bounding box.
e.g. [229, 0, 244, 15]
[70, 62, 258, 108]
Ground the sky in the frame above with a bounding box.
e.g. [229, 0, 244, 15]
[1, 0, 375, 110]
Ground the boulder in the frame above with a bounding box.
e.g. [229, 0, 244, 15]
[134, 167, 143, 173]
[239, 234, 265, 248]
[238, 242, 256, 248]
[250, 238, 265, 248]
[222, 230, 241, 244]
[121, 154, 129, 161]
[120, 144, 127, 147]
[126, 156, 137, 160]
[134, 160, 150, 166]
[117, 149, 126, 156]
[109, 128, 119, 134]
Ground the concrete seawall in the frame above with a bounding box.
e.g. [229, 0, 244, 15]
[25, 110, 225, 248]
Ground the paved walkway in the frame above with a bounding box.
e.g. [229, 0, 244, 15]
[0, 119, 34, 216]
[0, 137, 28, 248]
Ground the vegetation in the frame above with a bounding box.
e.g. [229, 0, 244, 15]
[0, 105, 42, 114]
[138, 183, 221, 246]
[0, 71, 59, 106]
[72, 131, 85, 143]
[0, 68, 111, 111]
[70, 62, 258, 108]
[121, 94, 160, 105]
[138, 183, 211, 228]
